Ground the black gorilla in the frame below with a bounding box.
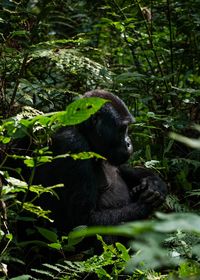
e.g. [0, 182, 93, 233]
[32, 90, 167, 233]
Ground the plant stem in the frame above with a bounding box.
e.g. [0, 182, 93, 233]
[8, 52, 29, 116]
[135, 0, 169, 92]
[167, 0, 174, 85]
[111, 0, 154, 74]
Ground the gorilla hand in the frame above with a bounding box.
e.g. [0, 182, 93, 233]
[131, 176, 167, 208]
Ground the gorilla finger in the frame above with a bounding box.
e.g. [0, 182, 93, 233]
[132, 185, 141, 193]
[140, 178, 149, 189]
[145, 194, 157, 203]
[141, 182, 149, 190]
[140, 189, 154, 200]
[145, 191, 161, 202]
[132, 181, 148, 193]
[146, 179, 159, 190]
[141, 190, 162, 203]
[152, 197, 165, 207]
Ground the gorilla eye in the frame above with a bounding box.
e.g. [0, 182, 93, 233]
[119, 124, 127, 133]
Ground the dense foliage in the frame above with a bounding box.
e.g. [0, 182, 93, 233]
[0, 0, 200, 279]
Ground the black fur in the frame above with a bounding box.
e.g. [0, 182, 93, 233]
[30, 90, 167, 233]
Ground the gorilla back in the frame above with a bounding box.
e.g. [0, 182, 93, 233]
[12, 90, 168, 234]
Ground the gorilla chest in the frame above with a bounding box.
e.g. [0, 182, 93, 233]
[96, 162, 131, 209]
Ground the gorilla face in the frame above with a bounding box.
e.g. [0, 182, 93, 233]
[109, 133, 133, 165]
[96, 115, 133, 165]
[82, 91, 134, 165]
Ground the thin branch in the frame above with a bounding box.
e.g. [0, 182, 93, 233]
[135, 0, 169, 92]
[111, 0, 155, 74]
[167, 0, 174, 85]
[7, 1, 50, 117]
[8, 52, 29, 115]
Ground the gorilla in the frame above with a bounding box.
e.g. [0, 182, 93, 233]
[30, 89, 167, 233]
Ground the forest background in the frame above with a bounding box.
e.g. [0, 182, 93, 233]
[0, 0, 200, 279]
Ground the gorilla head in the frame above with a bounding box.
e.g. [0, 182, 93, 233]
[80, 90, 135, 165]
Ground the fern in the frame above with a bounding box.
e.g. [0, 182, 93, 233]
[31, 48, 112, 86]
[171, 158, 200, 171]
[31, 268, 55, 278]
[165, 194, 189, 212]
[30, 239, 130, 279]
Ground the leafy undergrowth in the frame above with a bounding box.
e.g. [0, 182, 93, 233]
[1, 0, 200, 278]
[1, 212, 200, 279]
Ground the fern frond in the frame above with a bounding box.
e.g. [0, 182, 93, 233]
[166, 194, 189, 212]
[31, 268, 55, 278]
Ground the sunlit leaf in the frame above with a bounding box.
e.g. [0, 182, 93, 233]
[170, 132, 200, 149]
[19, 202, 53, 221]
[52, 97, 108, 126]
[48, 243, 62, 250]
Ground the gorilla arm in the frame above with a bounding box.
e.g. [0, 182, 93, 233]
[88, 171, 167, 226]
[88, 162, 161, 226]
[89, 200, 154, 226]
[45, 157, 152, 229]
[119, 164, 168, 207]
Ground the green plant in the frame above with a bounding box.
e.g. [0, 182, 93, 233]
[1, 0, 200, 278]
[29, 236, 131, 279]
[0, 96, 107, 276]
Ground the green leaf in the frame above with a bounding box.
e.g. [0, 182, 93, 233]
[6, 233, 13, 241]
[170, 132, 200, 149]
[29, 184, 63, 198]
[55, 151, 105, 160]
[48, 242, 62, 250]
[154, 212, 200, 233]
[20, 202, 52, 221]
[10, 30, 30, 38]
[23, 157, 36, 168]
[10, 276, 32, 280]
[2, 97, 107, 140]
[37, 227, 58, 243]
[69, 220, 154, 240]
[54, 97, 108, 126]
[5, 177, 28, 193]
[67, 226, 87, 247]
[2, 136, 11, 144]
[127, 232, 178, 271]
[116, 242, 130, 261]
[24, 155, 53, 167]
[116, 72, 145, 83]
